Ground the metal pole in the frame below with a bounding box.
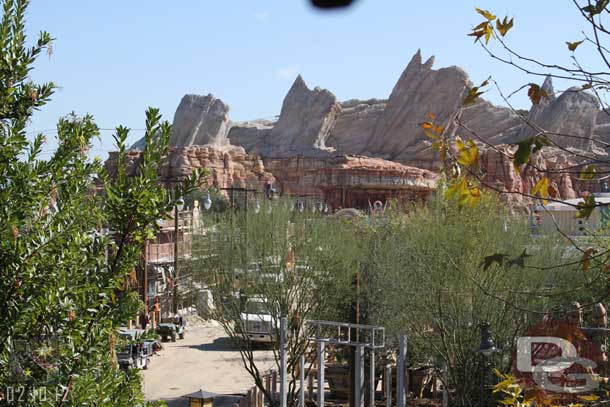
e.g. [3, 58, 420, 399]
[369, 349, 375, 407]
[355, 345, 364, 407]
[385, 365, 392, 407]
[442, 363, 448, 407]
[397, 335, 406, 407]
[369, 348, 375, 407]
[317, 339, 325, 407]
[280, 317, 288, 407]
[300, 354, 305, 407]
[172, 203, 179, 314]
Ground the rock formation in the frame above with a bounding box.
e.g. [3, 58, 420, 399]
[364, 50, 470, 163]
[123, 49, 610, 206]
[326, 98, 387, 156]
[169, 94, 232, 148]
[105, 146, 275, 190]
[250, 75, 341, 157]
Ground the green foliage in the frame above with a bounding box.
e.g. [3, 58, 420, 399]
[360, 193, 586, 406]
[191, 199, 358, 407]
[0, 1, 202, 404]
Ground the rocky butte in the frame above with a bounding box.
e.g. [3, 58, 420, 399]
[110, 50, 610, 209]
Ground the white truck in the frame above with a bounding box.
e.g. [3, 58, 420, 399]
[240, 296, 278, 345]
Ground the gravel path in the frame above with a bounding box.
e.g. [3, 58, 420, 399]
[142, 323, 275, 406]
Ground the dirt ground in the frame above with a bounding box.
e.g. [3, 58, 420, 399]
[142, 322, 275, 406]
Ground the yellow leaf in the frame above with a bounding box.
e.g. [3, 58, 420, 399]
[496, 16, 514, 37]
[423, 128, 439, 140]
[468, 21, 496, 44]
[531, 177, 550, 204]
[578, 394, 600, 401]
[445, 178, 466, 201]
[456, 139, 479, 167]
[475, 7, 496, 21]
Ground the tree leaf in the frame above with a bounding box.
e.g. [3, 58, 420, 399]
[456, 138, 480, 168]
[513, 138, 535, 171]
[576, 195, 597, 219]
[531, 177, 550, 204]
[475, 7, 496, 21]
[463, 79, 489, 106]
[566, 40, 584, 51]
[468, 21, 496, 44]
[580, 248, 597, 271]
[496, 17, 514, 36]
[527, 84, 549, 105]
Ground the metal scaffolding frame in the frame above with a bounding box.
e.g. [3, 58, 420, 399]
[305, 320, 385, 407]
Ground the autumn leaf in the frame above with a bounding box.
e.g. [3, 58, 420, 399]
[548, 184, 559, 199]
[576, 195, 596, 219]
[566, 39, 584, 51]
[456, 138, 479, 167]
[468, 21, 496, 44]
[421, 121, 444, 140]
[463, 87, 484, 106]
[445, 178, 481, 207]
[431, 140, 447, 161]
[496, 16, 514, 36]
[459, 185, 481, 207]
[531, 177, 550, 204]
[475, 7, 496, 21]
[463, 79, 489, 106]
[445, 178, 466, 201]
[527, 83, 549, 105]
[578, 394, 600, 401]
[580, 248, 598, 271]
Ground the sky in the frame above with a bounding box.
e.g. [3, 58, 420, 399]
[23, 1, 599, 159]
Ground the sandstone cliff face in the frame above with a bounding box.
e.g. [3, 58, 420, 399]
[169, 94, 232, 148]
[365, 50, 470, 162]
[326, 98, 387, 156]
[133, 49, 610, 167]
[106, 146, 275, 191]
[122, 49, 610, 207]
[258, 75, 341, 157]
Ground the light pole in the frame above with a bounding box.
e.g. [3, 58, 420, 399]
[172, 196, 184, 314]
[476, 322, 499, 407]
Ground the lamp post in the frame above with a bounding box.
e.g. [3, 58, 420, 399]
[172, 196, 184, 314]
[203, 191, 212, 211]
[476, 322, 499, 407]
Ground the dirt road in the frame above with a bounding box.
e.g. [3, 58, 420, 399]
[142, 322, 275, 406]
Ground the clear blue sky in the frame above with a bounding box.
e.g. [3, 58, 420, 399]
[24, 1, 596, 158]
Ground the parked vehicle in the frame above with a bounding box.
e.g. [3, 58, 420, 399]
[157, 315, 186, 342]
[239, 296, 279, 345]
[117, 329, 150, 370]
